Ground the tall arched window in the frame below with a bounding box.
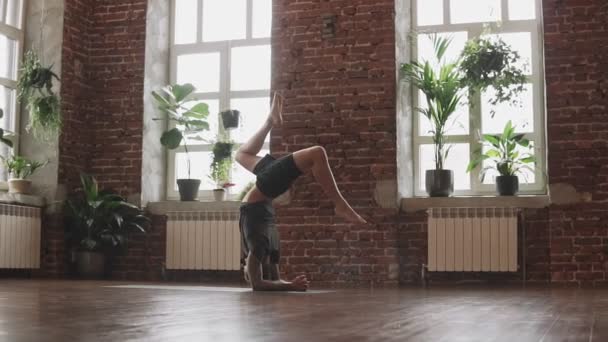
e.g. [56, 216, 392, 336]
[168, 0, 272, 199]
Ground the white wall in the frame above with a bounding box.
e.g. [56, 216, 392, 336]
[141, 0, 170, 204]
[19, 0, 64, 204]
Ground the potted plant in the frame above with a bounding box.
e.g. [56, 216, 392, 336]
[65, 174, 151, 278]
[151, 83, 210, 201]
[220, 109, 240, 130]
[0, 155, 46, 194]
[402, 36, 464, 197]
[210, 141, 234, 201]
[467, 121, 536, 196]
[17, 50, 62, 139]
[459, 36, 528, 115]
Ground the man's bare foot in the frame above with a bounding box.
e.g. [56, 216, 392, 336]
[335, 200, 367, 224]
[269, 92, 283, 127]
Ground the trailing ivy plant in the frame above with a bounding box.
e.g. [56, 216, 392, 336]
[151, 83, 210, 179]
[0, 109, 14, 148]
[210, 141, 234, 188]
[459, 36, 528, 114]
[467, 120, 536, 181]
[401, 35, 465, 170]
[17, 50, 62, 139]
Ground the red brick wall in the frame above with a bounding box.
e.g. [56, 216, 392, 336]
[36, 0, 607, 286]
[542, 0, 608, 285]
[87, 0, 146, 196]
[271, 0, 400, 286]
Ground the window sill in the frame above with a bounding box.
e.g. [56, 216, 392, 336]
[400, 195, 550, 213]
[146, 200, 242, 216]
[0, 192, 46, 208]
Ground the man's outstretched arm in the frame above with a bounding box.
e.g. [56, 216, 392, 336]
[246, 252, 309, 292]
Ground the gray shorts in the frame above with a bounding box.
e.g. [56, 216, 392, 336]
[239, 201, 280, 264]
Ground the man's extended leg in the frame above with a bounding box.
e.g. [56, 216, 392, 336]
[292, 146, 366, 224]
[235, 93, 283, 172]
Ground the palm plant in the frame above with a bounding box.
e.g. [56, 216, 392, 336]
[467, 121, 535, 181]
[401, 35, 465, 170]
[66, 174, 150, 253]
[1, 155, 46, 179]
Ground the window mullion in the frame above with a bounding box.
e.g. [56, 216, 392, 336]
[501, 0, 509, 22]
[443, 0, 450, 25]
[246, 0, 253, 39]
[197, 0, 203, 42]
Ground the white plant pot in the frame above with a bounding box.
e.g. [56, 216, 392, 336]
[8, 179, 32, 194]
[213, 189, 226, 201]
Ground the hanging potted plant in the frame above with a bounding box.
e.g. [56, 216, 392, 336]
[220, 109, 240, 130]
[65, 174, 150, 278]
[0, 155, 46, 194]
[402, 36, 464, 197]
[210, 141, 234, 201]
[459, 36, 528, 115]
[467, 121, 536, 196]
[17, 50, 62, 139]
[151, 83, 210, 201]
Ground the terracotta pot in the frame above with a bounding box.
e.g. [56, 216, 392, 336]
[8, 179, 32, 194]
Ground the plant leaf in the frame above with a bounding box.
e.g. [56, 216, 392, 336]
[172, 83, 195, 102]
[185, 103, 209, 118]
[160, 128, 183, 149]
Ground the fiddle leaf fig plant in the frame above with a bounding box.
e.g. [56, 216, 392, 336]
[151, 83, 210, 178]
[467, 120, 536, 181]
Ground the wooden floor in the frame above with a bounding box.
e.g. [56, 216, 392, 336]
[0, 280, 606, 341]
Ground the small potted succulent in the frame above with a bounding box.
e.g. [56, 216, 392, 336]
[0, 155, 46, 194]
[151, 83, 210, 201]
[467, 121, 536, 196]
[220, 109, 240, 130]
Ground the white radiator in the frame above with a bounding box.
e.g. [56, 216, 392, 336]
[0, 203, 41, 269]
[427, 208, 518, 272]
[166, 211, 241, 271]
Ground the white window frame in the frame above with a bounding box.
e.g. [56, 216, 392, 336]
[412, 0, 547, 197]
[168, 0, 271, 200]
[0, 0, 26, 182]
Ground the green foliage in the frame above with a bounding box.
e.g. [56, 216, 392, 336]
[467, 121, 536, 181]
[152, 83, 211, 179]
[0, 109, 14, 148]
[0, 155, 46, 179]
[459, 37, 528, 113]
[210, 141, 234, 188]
[65, 174, 151, 253]
[18, 51, 62, 140]
[401, 35, 464, 170]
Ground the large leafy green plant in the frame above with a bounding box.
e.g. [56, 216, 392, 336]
[151, 83, 210, 179]
[66, 174, 151, 253]
[17, 50, 61, 139]
[401, 36, 464, 170]
[0, 155, 46, 179]
[0, 109, 13, 147]
[467, 121, 535, 181]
